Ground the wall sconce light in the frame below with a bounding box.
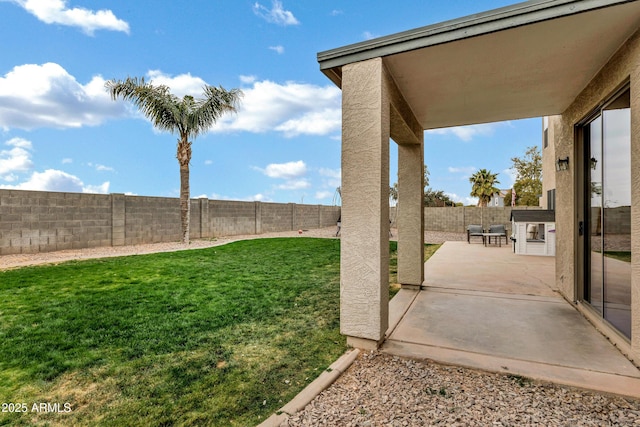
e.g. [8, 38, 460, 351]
[556, 157, 569, 171]
[590, 157, 598, 170]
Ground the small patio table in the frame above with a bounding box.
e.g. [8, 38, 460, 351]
[482, 232, 503, 247]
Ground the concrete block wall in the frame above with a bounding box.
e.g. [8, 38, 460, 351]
[392, 206, 544, 235]
[209, 200, 259, 236]
[296, 204, 325, 230]
[0, 190, 112, 255]
[604, 206, 631, 235]
[423, 207, 465, 232]
[0, 189, 342, 255]
[261, 202, 296, 233]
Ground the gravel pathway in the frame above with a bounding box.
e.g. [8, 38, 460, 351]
[285, 351, 640, 426]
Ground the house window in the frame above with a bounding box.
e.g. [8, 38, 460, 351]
[547, 189, 556, 210]
[526, 223, 545, 242]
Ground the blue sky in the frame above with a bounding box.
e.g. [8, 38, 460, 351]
[0, 0, 542, 205]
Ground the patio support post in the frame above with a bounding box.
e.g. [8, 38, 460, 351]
[340, 58, 390, 350]
[389, 76, 425, 288]
[397, 141, 424, 287]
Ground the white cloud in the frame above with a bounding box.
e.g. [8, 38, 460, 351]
[269, 45, 285, 54]
[8, 0, 129, 35]
[254, 160, 311, 192]
[315, 190, 333, 200]
[330, 10, 343, 16]
[261, 160, 306, 179]
[276, 179, 310, 190]
[319, 167, 341, 188]
[214, 79, 341, 137]
[0, 65, 340, 137]
[363, 31, 379, 40]
[204, 160, 213, 165]
[319, 168, 340, 178]
[427, 123, 506, 142]
[83, 181, 110, 194]
[253, 1, 299, 26]
[275, 109, 341, 138]
[146, 70, 207, 98]
[503, 168, 517, 187]
[87, 162, 114, 172]
[250, 193, 268, 201]
[0, 138, 109, 192]
[95, 164, 114, 172]
[0, 137, 34, 179]
[446, 192, 478, 206]
[62, 158, 73, 164]
[0, 169, 109, 193]
[239, 75, 257, 84]
[210, 192, 270, 202]
[0, 62, 124, 130]
[448, 166, 476, 176]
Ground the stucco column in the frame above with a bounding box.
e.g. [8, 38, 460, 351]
[387, 63, 425, 289]
[555, 114, 576, 301]
[341, 58, 390, 349]
[397, 141, 424, 287]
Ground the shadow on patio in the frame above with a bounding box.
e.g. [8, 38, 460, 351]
[383, 241, 640, 398]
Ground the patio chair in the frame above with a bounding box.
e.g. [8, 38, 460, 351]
[467, 224, 484, 244]
[488, 224, 508, 245]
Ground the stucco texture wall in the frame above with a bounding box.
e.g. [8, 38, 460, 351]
[554, 28, 640, 357]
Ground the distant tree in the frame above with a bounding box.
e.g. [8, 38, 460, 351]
[424, 189, 455, 207]
[503, 189, 514, 207]
[469, 169, 500, 207]
[509, 146, 542, 206]
[106, 77, 242, 244]
[390, 182, 398, 203]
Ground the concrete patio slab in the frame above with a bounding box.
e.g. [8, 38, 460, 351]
[383, 241, 640, 398]
[423, 241, 557, 296]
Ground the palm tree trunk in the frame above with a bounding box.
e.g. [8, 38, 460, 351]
[177, 137, 192, 244]
[180, 164, 190, 244]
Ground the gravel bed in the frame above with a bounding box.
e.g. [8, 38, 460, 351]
[0, 227, 339, 270]
[284, 351, 640, 426]
[0, 228, 463, 270]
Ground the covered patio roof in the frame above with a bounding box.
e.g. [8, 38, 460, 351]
[318, 0, 640, 129]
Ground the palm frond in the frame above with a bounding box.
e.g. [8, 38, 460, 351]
[189, 86, 243, 137]
[105, 77, 181, 133]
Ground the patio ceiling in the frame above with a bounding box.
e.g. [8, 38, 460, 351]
[318, 0, 640, 129]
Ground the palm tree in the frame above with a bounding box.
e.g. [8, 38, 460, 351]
[469, 169, 500, 207]
[106, 77, 242, 244]
[469, 169, 500, 228]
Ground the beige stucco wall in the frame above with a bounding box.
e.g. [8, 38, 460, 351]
[554, 28, 640, 360]
[339, 57, 426, 348]
[340, 58, 390, 346]
[541, 116, 558, 209]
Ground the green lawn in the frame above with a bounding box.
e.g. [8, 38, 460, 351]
[0, 237, 440, 426]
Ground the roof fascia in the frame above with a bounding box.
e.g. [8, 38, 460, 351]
[317, 0, 638, 86]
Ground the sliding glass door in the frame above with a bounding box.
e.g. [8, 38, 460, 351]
[583, 87, 631, 339]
